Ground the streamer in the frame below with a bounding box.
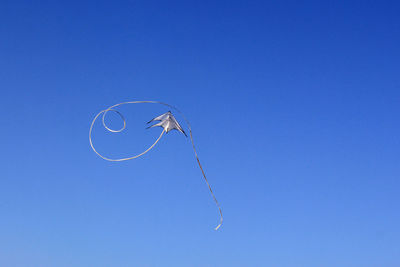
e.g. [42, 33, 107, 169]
[89, 101, 223, 230]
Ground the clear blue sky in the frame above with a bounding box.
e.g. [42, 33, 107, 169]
[1, 1, 399, 266]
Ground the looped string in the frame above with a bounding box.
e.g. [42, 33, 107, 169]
[102, 108, 126, 133]
[89, 108, 165, 162]
[89, 101, 223, 230]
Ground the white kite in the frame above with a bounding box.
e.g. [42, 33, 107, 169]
[89, 101, 223, 230]
[147, 111, 187, 137]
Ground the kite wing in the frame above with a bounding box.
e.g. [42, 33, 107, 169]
[147, 112, 170, 124]
[147, 111, 187, 137]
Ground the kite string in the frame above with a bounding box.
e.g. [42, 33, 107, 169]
[89, 108, 165, 162]
[90, 101, 222, 230]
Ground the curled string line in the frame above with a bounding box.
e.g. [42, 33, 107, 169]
[89, 101, 223, 230]
[89, 108, 165, 161]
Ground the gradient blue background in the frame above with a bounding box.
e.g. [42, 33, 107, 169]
[1, 1, 400, 266]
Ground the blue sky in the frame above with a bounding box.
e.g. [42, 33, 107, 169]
[1, 1, 399, 266]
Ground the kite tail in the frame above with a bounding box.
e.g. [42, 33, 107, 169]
[189, 131, 223, 231]
[89, 100, 223, 230]
[89, 108, 165, 161]
[154, 101, 223, 230]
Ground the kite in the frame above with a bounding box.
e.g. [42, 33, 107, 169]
[89, 101, 223, 230]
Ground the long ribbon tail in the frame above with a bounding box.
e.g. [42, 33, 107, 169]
[89, 108, 165, 161]
[89, 101, 222, 230]
[189, 132, 223, 230]
[152, 102, 223, 230]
